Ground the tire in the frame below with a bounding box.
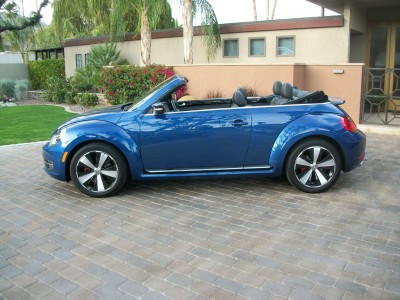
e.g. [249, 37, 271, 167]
[286, 139, 342, 193]
[69, 143, 127, 197]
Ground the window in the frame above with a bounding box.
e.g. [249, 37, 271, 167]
[85, 53, 90, 66]
[223, 39, 239, 57]
[249, 38, 265, 57]
[76, 54, 83, 69]
[277, 36, 295, 56]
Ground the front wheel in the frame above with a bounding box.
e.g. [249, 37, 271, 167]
[286, 139, 342, 193]
[69, 143, 127, 197]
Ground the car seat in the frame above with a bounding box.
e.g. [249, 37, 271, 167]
[271, 82, 293, 105]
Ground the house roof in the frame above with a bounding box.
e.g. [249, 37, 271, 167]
[63, 15, 343, 47]
[307, 0, 400, 14]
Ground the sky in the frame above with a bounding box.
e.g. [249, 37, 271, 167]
[21, 0, 337, 26]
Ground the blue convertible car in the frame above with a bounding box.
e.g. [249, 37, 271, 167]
[42, 75, 366, 197]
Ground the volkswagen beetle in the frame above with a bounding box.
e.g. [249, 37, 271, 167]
[42, 75, 366, 197]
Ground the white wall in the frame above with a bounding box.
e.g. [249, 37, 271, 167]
[65, 25, 350, 77]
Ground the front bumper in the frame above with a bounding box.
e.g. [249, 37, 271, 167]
[42, 142, 68, 181]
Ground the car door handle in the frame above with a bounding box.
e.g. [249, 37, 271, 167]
[231, 120, 249, 127]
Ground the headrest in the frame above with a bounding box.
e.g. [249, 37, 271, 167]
[281, 83, 293, 99]
[237, 87, 247, 100]
[233, 90, 247, 107]
[273, 81, 282, 95]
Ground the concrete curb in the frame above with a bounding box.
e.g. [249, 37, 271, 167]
[0, 141, 47, 148]
[358, 124, 400, 135]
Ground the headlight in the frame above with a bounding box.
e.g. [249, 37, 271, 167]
[49, 128, 66, 146]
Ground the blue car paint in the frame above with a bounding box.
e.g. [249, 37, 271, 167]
[139, 108, 252, 170]
[42, 75, 366, 187]
[268, 113, 366, 175]
[43, 120, 142, 181]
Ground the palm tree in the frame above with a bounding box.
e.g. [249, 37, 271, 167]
[53, 0, 174, 65]
[2, 25, 33, 62]
[266, 0, 278, 20]
[179, 0, 221, 64]
[252, 0, 257, 21]
[108, 0, 168, 65]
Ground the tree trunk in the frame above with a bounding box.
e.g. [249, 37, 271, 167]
[20, 51, 26, 64]
[182, 0, 193, 64]
[252, 0, 257, 21]
[271, 0, 278, 20]
[140, 8, 151, 65]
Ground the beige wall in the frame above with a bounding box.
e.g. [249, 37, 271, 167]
[65, 26, 350, 77]
[174, 64, 363, 123]
[303, 64, 363, 122]
[348, 0, 367, 33]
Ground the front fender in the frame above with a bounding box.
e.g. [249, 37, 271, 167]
[62, 120, 143, 180]
[269, 114, 347, 175]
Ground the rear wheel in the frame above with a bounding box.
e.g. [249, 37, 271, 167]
[69, 143, 127, 197]
[286, 139, 342, 193]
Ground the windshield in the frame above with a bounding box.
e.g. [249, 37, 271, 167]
[128, 76, 176, 111]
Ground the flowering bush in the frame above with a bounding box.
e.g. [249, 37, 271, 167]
[101, 64, 186, 105]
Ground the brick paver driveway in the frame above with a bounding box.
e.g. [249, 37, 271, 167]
[1, 132, 399, 300]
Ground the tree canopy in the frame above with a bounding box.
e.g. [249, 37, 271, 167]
[0, 0, 49, 33]
[52, 0, 177, 41]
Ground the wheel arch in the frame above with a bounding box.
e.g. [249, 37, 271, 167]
[61, 121, 142, 182]
[268, 114, 348, 175]
[282, 135, 345, 176]
[64, 139, 133, 182]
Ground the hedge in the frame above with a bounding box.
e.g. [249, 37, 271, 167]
[101, 64, 186, 105]
[28, 59, 65, 90]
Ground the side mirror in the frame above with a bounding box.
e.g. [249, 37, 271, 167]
[153, 103, 165, 115]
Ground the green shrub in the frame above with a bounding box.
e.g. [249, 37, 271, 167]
[28, 59, 65, 90]
[90, 43, 122, 70]
[14, 81, 29, 101]
[43, 76, 68, 103]
[101, 64, 185, 105]
[65, 90, 78, 105]
[75, 93, 99, 107]
[0, 80, 16, 100]
[73, 66, 101, 92]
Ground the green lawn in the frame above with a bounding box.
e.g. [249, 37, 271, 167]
[0, 105, 77, 146]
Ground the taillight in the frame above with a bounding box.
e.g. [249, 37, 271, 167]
[340, 116, 357, 133]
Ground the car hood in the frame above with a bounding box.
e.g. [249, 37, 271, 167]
[60, 103, 131, 128]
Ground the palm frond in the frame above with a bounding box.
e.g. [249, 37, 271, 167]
[195, 0, 221, 62]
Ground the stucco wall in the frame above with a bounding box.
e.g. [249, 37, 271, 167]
[65, 26, 349, 77]
[174, 64, 363, 123]
[303, 65, 363, 123]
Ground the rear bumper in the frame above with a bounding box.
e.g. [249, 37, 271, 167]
[342, 129, 366, 172]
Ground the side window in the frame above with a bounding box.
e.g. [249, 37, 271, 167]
[249, 38, 266, 57]
[85, 53, 90, 66]
[76, 54, 83, 69]
[277, 36, 295, 56]
[223, 39, 239, 57]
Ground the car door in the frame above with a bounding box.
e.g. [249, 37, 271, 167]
[140, 108, 252, 172]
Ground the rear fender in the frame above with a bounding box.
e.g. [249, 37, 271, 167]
[62, 120, 143, 180]
[269, 114, 345, 175]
